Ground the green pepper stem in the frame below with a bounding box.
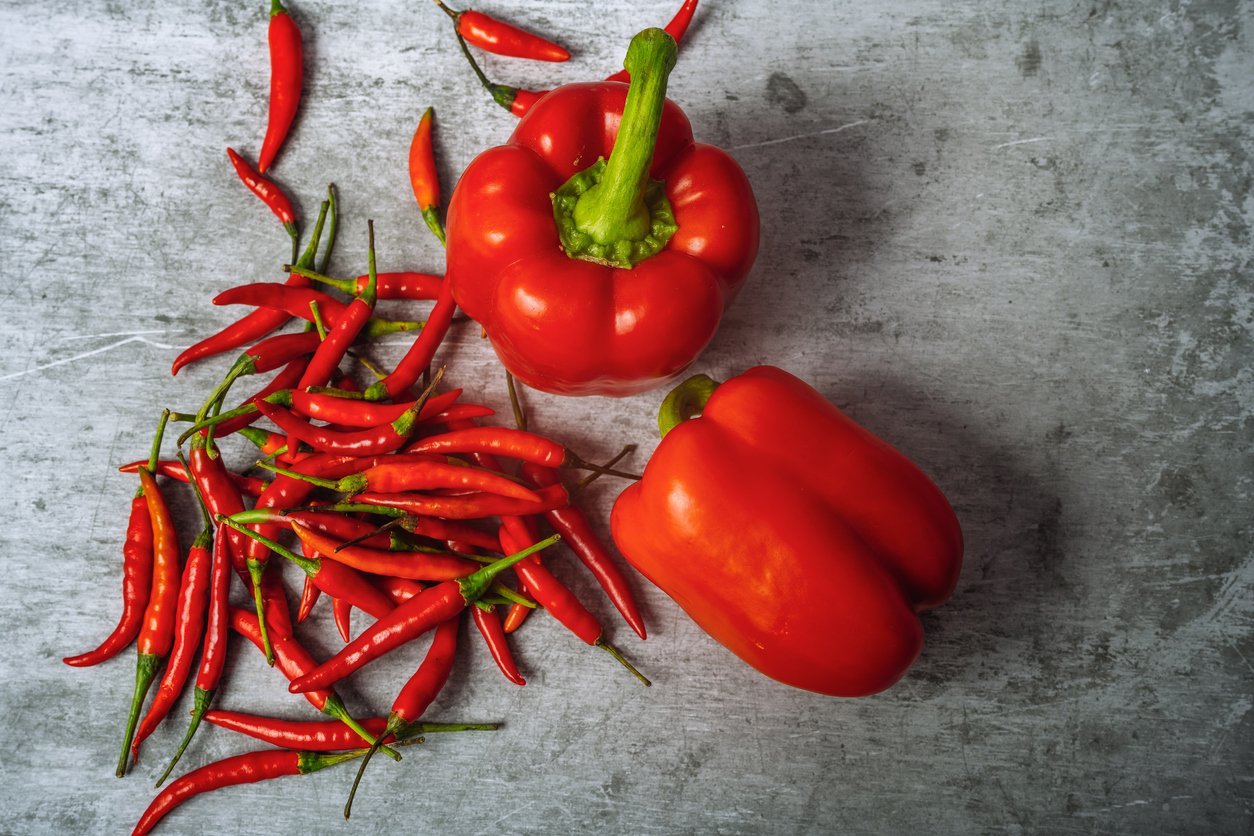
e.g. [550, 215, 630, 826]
[571, 29, 677, 247]
[362, 220, 379, 307]
[458, 535, 560, 603]
[299, 198, 330, 270]
[658, 373, 720, 438]
[318, 184, 338, 275]
[116, 652, 161, 777]
[596, 637, 652, 687]
[156, 686, 212, 787]
[221, 514, 320, 577]
[246, 558, 274, 666]
[323, 694, 401, 762]
[285, 263, 355, 294]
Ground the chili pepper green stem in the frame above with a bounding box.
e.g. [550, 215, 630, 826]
[156, 686, 212, 787]
[116, 653, 161, 777]
[246, 558, 274, 666]
[454, 32, 521, 111]
[459, 534, 560, 603]
[362, 220, 379, 307]
[319, 184, 338, 274]
[220, 514, 320, 576]
[658, 373, 719, 438]
[596, 638, 652, 687]
[322, 694, 401, 762]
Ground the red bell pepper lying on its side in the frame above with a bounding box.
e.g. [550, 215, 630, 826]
[445, 28, 759, 397]
[611, 366, 964, 697]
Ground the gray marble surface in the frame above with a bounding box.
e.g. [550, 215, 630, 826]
[1, 0, 1250, 833]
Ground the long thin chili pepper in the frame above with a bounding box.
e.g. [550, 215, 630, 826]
[344, 613, 461, 818]
[116, 465, 182, 777]
[472, 603, 525, 685]
[290, 387, 462, 428]
[519, 462, 647, 640]
[408, 106, 445, 245]
[407, 426, 641, 480]
[498, 523, 650, 687]
[169, 196, 328, 376]
[353, 481, 569, 520]
[262, 457, 541, 502]
[133, 749, 367, 836]
[226, 147, 299, 259]
[156, 521, 232, 787]
[286, 264, 444, 301]
[130, 493, 214, 763]
[117, 459, 267, 497]
[203, 711, 494, 751]
[194, 331, 321, 419]
[435, 0, 569, 61]
[230, 608, 399, 760]
[213, 282, 421, 338]
[290, 520, 480, 581]
[362, 281, 457, 402]
[258, 0, 303, 173]
[288, 535, 558, 693]
[605, 0, 698, 83]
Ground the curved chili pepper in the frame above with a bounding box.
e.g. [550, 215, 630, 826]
[436, 0, 569, 62]
[214, 282, 348, 323]
[157, 523, 232, 786]
[116, 467, 183, 777]
[258, 0, 303, 174]
[519, 462, 646, 639]
[286, 264, 445, 301]
[332, 596, 353, 642]
[266, 457, 541, 503]
[195, 331, 321, 418]
[362, 280, 457, 402]
[290, 520, 480, 581]
[290, 387, 462, 428]
[288, 535, 557, 693]
[169, 196, 329, 376]
[472, 603, 524, 685]
[406, 426, 639, 479]
[297, 573, 322, 622]
[605, 0, 698, 83]
[254, 388, 434, 455]
[117, 459, 267, 497]
[130, 518, 213, 763]
[375, 575, 426, 605]
[226, 147, 298, 254]
[408, 106, 445, 245]
[230, 608, 398, 760]
[352, 481, 568, 520]
[133, 749, 366, 836]
[63, 495, 153, 668]
[203, 711, 492, 751]
[498, 523, 649, 686]
[344, 613, 461, 817]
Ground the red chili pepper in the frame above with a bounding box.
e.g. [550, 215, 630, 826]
[437, 0, 569, 62]
[269, 457, 542, 503]
[472, 603, 524, 685]
[611, 367, 965, 697]
[195, 330, 321, 415]
[226, 147, 298, 249]
[297, 573, 322, 622]
[375, 575, 426, 605]
[287, 535, 557, 693]
[203, 711, 492, 752]
[290, 520, 480, 581]
[407, 426, 638, 479]
[362, 280, 457, 402]
[62, 494, 153, 668]
[446, 28, 759, 396]
[606, 0, 698, 83]
[213, 282, 348, 323]
[115, 467, 183, 777]
[207, 359, 306, 439]
[286, 265, 445, 301]
[133, 748, 365, 836]
[408, 106, 445, 245]
[519, 463, 647, 639]
[290, 387, 462, 428]
[343, 613, 461, 817]
[130, 516, 213, 763]
[255, 393, 431, 456]
[157, 523, 233, 786]
[117, 459, 267, 497]
[353, 481, 568, 520]
[258, 0, 303, 174]
[332, 596, 354, 642]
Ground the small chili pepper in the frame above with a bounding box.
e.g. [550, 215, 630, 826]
[288, 535, 558, 693]
[263, 457, 541, 503]
[361, 281, 457, 402]
[230, 608, 399, 760]
[375, 575, 426, 605]
[436, 0, 569, 62]
[117, 459, 267, 497]
[297, 573, 322, 622]
[406, 426, 640, 480]
[451, 30, 545, 115]
[157, 522, 233, 787]
[203, 711, 493, 751]
[352, 481, 569, 520]
[408, 106, 445, 245]
[205, 360, 306, 440]
[286, 264, 445, 302]
[344, 613, 461, 818]
[258, 0, 303, 174]
[499, 522, 649, 686]
[472, 603, 524, 685]
[333, 596, 353, 642]
[519, 462, 646, 639]
[194, 331, 321, 419]
[129, 501, 214, 763]
[116, 466, 183, 777]
[132, 748, 367, 836]
[170, 196, 329, 376]
[211, 282, 350, 324]
[605, 0, 698, 83]
[290, 520, 480, 581]
[226, 147, 299, 258]
[289, 387, 463, 429]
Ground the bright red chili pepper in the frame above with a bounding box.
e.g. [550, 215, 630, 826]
[611, 367, 965, 697]
[287, 535, 557, 693]
[132, 748, 364, 836]
[297, 574, 322, 622]
[203, 711, 491, 752]
[445, 28, 758, 396]
[332, 596, 354, 642]
[472, 603, 525, 685]
[406, 426, 637, 479]
[130, 517, 213, 763]
[606, 0, 698, 83]
[213, 282, 346, 323]
[226, 147, 298, 249]
[117, 459, 267, 497]
[258, 0, 303, 174]
[115, 467, 182, 777]
[286, 264, 445, 301]
[207, 359, 306, 439]
[519, 463, 646, 640]
[437, 0, 569, 62]
[254, 394, 434, 456]
[290, 387, 463, 428]
[269, 457, 542, 503]
[362, 279, 458, 402]
[408, 106, 445, 245]
[353, 481, 568, 520]
[157, 523, 233, 787]
[63, 494, 153, 668]
[290, 520, 480, 581]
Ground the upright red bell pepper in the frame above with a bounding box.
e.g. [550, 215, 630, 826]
[445, 28, 758, 397]
[610, 367, 964, 697]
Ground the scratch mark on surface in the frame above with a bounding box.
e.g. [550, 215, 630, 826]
[994, 136, 1051, 150]
[0, 335, 179, 381]
[57, 329, 182, 343]
[730, 120, 869, 151]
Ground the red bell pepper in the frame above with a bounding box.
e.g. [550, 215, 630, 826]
[445, 28, 759, 397]
[610, 367, 964, 697]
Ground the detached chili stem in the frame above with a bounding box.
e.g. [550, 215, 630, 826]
[258, 0, 303, 173]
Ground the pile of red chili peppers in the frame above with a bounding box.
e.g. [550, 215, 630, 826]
[71, 0, 965, 831]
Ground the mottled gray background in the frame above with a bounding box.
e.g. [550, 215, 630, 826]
[1, 0, 1250, 833]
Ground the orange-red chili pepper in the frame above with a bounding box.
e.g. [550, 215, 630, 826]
[226, 147, 298, 249]
[436, 0, 569, 61]
[361, 280, 458, 402]
[290, 387, 463, 428]
[353, 481, 569, 520]
[472, 603, 524, 685]
[258, 0, 303, 174]
[290, 520, 480, 581]
[605, 0, 698, 83]
[406, 426, 638, 479]
[255, 397, 430, 456]
[408, 106, 445, 245]
[115, 467, 182, 777]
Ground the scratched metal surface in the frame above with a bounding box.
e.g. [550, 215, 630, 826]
[0, 0, 1250, 833]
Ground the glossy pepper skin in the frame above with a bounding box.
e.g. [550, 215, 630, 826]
[610, 366, 963, 697]
[445, 29, 758, 397]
